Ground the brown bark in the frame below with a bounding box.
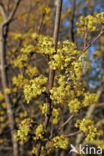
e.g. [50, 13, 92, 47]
[0, 1, 21, 156]
[45, 0, 63, 132]
[0, 24, 18, 156]
[48, 0, 63, 90]
[36, 0, 63, 155]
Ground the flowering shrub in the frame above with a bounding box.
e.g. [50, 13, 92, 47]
[0, 2, 104, 155]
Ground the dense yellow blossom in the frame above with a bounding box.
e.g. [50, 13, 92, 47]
[52, 135, 69, 149]
[25, 65, 38, 77]
[49, 41, 80, 70]
[34, 124, 44, 140]
[12, 74, 29, 89]
[52, 108, 60, 124]
[68, 98, 81, 113]
[77, 12, 104, 33]
[47, 135, 69, 151]
[24, 75, 47, 103]
[40, 103, 48, 114]
[16, 118, 33, 144]
[75, 118, 102, 141]
[13, 54, 28, 68]
[83, 92, 98, 107]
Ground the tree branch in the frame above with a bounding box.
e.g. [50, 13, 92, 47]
[58, 115, 73, 130]
[2, 0, 21, 27]
[70, 0, 76, 42]
[0, 1, 22, 156]
[36, 1, 63, 155]
[65, 130, 81, 137]
[83, 28, 104, 52]
[48, 0, 63, 90]
[0, 2, 7, 20]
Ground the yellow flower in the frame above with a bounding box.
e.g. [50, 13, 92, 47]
[24, 75, 47, 103]
[68, 98, 81, 113]
[34, 124, 44, 140]
[5, 88, 11, 94]
[1, 102, 6, 109]
[40, 103, 48, 114]
[52, 135, 69, 149]
[16, 118, 33, 144]
[0, 91, 4, 101]
[75, 118, 101, 141]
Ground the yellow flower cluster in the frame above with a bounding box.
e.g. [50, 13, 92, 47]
[25, 65, 38, 78]
[49, 41, 80, 70]
[16, 118, 33, 144]
[0, 116, 5, 122]
[19, 111, 28, 119]
[24, 75, 47, 103]
[32, 145, 45, 156]
[33, 124, 44, 140]
[40, 103, 48, 114]
[21, 44, 35, 54]
[77, 12, 104, 33]
[50, 75, 71, 105]
[37, 35, 55, 55]
[48, 135, 69, 151]
[83, 92, 98, 107]
[52, 135, 69, 149]
[32, 147, 37, 155]
[29, 32, 55, 55]
[12, 74, 29, 89]
[75, 118, 101, 141]
[4, 88, 11, 94]
[50, 73, 98, 113]
[52, 108, 60, 124]
[13, 54, 28, 68]
[0, 91, 4, 101]
[1, 102, 6, 109]
[90, 139, 104, 150]
[9, 32, 85, 73]
[68, 98, 81, 113]
[0, 101, 7, 134]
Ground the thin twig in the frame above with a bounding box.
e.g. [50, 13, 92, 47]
[58, 115, 73, 130]
[65, 130, 81, 137]
[83, 29, 104, 52]
[96, 102, 104, 107]
[0, 2, 7, 20]
[2, 0, 21, 27]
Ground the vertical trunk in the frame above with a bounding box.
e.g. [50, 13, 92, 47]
[48, 0, 63, 90]
[36, 0, 63, 155]
[70, 0, 76, 42]
[0, 26, 18, 156]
